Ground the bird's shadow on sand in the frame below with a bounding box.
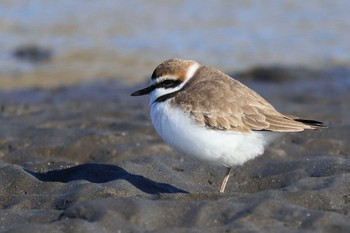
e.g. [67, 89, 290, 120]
[26, 163, 187, 195]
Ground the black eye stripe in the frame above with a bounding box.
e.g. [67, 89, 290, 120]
[155, 79, 182, 89]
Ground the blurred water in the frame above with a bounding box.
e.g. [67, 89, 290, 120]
[0, 0, 349, 88]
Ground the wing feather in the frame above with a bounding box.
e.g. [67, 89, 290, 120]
[173, 66, 323, 133]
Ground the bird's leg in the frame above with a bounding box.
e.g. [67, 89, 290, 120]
[220, 167, 231, 193]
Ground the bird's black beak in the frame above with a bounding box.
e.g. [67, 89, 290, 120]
[131, 85, 154, 96]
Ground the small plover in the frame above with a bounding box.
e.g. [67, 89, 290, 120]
[131, 58, 325, 193]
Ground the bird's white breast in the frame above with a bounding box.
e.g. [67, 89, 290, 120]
[150, 99, 279, 167]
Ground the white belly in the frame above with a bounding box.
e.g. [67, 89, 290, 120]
[150, 100, 278, 167]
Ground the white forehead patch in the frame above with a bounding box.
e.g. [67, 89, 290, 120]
[150, 76, 176, 86]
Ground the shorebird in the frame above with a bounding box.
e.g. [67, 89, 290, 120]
[131, 58, 325, 192]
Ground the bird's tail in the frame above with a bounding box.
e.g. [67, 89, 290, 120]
[294, 118, 326, 128]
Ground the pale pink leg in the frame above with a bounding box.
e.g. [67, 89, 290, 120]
[220, 167, 231, 193]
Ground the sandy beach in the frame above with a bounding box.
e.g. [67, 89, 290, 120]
[1, 66, 350, 232]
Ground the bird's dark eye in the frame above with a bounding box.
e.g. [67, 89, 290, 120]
[162, 80, 174, 87]
[156, 79, 182, 89]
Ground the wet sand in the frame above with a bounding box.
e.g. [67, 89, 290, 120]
[1, 66, 349, 232]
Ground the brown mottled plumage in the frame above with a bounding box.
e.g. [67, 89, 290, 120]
[171, 64, 323, 133]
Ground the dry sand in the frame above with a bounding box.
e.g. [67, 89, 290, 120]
[1, 66, 350, 232]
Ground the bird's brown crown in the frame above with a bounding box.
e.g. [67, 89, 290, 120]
[151, 58, 198, 82]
